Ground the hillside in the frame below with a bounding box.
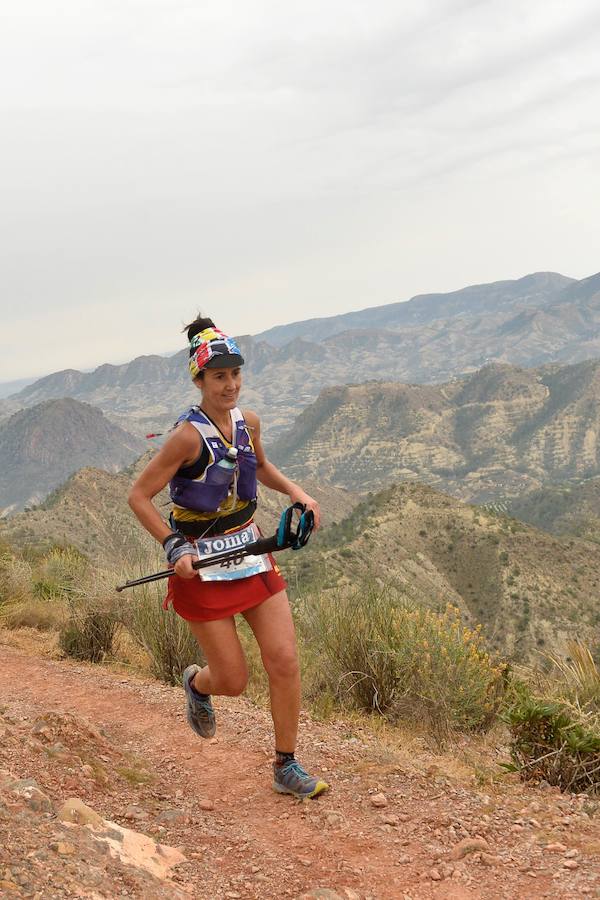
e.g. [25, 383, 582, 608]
[2, 270, 600, 439]
[289, 482, 600, 661]
[506, 477, 600, 543]
[0, 399, 146, 514]
[269, 358, 600, 503]
[0, 457, 360, 564]
[3, 456, 597, 663]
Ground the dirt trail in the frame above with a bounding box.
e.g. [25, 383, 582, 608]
[1, 643, 600, 899]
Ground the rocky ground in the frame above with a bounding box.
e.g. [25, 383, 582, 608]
[1, 640, 600, 899]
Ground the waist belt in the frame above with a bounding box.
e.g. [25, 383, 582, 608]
[171, 500, 258, 538]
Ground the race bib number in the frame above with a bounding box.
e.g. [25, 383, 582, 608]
[194, 524, 272, 582]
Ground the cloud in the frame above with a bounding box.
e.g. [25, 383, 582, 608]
[0, 0, 599, 380]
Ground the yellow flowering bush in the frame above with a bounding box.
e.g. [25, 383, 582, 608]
[296, 582, 506, 738]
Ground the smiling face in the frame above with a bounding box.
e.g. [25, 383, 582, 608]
[196, 365, 243, 416]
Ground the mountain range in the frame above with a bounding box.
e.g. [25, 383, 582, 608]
[0, 399, 146, 514]
[2, 270, 600, 439]
[269, 358, 600, 503]
[4, 352, 600, 515]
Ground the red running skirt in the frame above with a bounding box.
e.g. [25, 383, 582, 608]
[164, 553, 287, 622]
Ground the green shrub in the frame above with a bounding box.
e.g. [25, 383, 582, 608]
[296, 583, 506, 741]
[123, 582, 203, 685]
[506, 643, 600, 793]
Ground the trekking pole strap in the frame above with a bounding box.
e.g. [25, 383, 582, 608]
[276, 503, 315, 550]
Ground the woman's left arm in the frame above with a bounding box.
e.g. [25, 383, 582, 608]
[244, 409, 321, 529]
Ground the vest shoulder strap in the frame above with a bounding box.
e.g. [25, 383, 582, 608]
[176, 407, 219, 442]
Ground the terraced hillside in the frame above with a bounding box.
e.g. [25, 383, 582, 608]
[290, 482, 600, 661]
[507, 477, 600, 543]
[270, 358, 600, 503]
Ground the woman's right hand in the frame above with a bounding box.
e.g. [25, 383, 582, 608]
[174, 554, 197, 579]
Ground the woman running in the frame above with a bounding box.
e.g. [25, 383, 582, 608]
[128, 316, 329, 799]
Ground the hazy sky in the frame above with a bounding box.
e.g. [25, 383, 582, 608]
[2, 0, 599, 381]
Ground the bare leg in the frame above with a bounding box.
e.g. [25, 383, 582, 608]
[187, 617, 248, 697]
[242, 590, 300, 752]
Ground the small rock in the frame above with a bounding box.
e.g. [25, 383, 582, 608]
[198, 799, 215, 812]
[429, 868, 442, 881]
[381, 814, 399, 826]
[439, 863, 455, 879]
[397, 854, 412, 865]
[31, 721, 52, 741]
[564, 849, 579, 859]
[8, 778, 53, 814]
[563, 860, 579, 870]
[50, 841, 76, 856]
[545, 842, 567, 853]
[480, 853, 502, 867]
[298, 857, 313, 867]
[81, 764, 94, 777]
[58, 798, 104, 828]
[157, 809, 189, 825]
[370, 793, 388, 809]
[450, 837, 490, 861]
[342, 890, 360, 900]
[124, 805, 148, 822]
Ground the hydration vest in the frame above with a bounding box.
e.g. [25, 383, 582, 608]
[169, 406, 258, 514]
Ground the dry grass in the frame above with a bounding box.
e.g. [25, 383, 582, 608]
[122, 580, 204, 685]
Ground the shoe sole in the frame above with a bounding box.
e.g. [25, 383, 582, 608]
[272, 779, 330, 800]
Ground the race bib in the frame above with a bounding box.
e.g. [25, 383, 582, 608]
[194, 524, 272, 582]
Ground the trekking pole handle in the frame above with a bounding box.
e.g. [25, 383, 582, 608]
[115, 534, 280, 592]
[115, 504, 313, 592]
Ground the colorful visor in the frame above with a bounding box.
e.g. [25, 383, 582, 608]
[188, 327, 244, 378]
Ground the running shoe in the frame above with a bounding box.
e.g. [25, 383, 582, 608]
[272, 759, 329, 799]
[183, 665, 216, 738]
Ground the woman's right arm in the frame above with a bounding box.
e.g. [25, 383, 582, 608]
[128, 424, 199, 544]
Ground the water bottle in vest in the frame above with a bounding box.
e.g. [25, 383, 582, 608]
[213, 446, 238, 486]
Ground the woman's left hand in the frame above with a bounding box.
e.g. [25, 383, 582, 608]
[290, 489, 321, 530]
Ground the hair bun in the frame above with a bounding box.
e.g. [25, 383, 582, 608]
[184, 315, 216, 344]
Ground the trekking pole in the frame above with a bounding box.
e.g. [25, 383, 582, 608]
[115, 504, 314, 592]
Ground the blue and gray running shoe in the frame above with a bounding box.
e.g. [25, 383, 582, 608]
[273, 759, 329, 799]
[183, 665, 216, 739]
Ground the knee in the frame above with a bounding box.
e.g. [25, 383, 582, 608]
[263, 646, 299, 682]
